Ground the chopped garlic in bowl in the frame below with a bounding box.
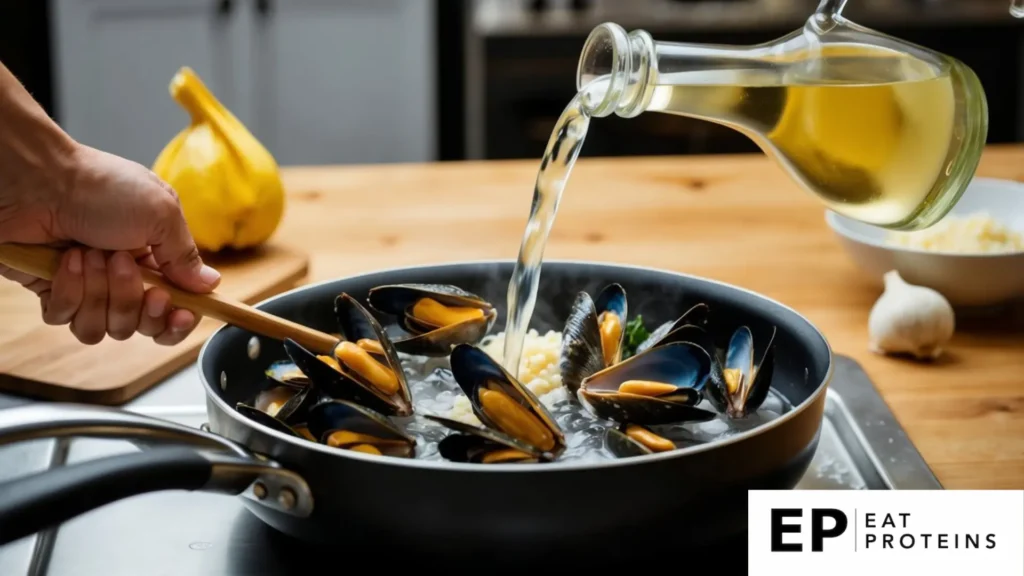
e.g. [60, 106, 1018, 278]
[825, 177, 1024, 307]
[886, 212, 1024, 254]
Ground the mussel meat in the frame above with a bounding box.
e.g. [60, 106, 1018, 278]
[334, 292, 413, 398]
[282, 294, 413, 416]
[605, 424, 676, 458]
[448, 343, 566, 458]
[235, 387, 315, 436]
[236, 375, 321, 431]
[704, 325, 777, 418]
[335, 292, 392, 358]
[578, 341, 718, 425]
[366, 284, 497, 357]
[559, 283, 628, 395]
[425, 414, 545, 464]
[254, 384, 298, 416]
[307, 399, 416, 457]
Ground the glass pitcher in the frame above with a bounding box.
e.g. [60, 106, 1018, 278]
[575, 0, 989, 231]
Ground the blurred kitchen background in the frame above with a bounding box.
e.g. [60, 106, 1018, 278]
[1, 0, 1023, 167]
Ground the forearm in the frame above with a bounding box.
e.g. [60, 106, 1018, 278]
[0, 60, 78, 240]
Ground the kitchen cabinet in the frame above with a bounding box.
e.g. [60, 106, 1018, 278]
[52, 0, 436, 167]
[52, 0, 249, 166]
[247, 0, 436, 166]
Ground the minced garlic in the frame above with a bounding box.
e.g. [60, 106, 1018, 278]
[886, 212, 1024, 253]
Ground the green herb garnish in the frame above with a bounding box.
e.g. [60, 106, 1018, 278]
[621, 315, 651, 359]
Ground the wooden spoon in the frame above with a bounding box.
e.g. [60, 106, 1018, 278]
[0, 243, 339, 354]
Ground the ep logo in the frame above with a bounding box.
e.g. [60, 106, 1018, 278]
[771, 508, 848, 552]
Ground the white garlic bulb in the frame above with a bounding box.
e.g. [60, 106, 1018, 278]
[867, 270, 955, 360]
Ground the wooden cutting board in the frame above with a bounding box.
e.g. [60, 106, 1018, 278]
[0, 243, 309, 405]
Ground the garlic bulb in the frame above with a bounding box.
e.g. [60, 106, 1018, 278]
[867, 270, 955, 360]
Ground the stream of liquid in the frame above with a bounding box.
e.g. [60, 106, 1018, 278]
[499, 27, 991, 372]
[501, 92, 592, 377]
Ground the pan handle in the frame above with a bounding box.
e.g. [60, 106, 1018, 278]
[0, 403, 248, 455]
[0, 404, 314, 546]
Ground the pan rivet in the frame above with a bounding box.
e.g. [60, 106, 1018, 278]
[252, 482, 267, 499]
[220, 371, 228, 391]
[278, 487, 297, 510]
[247, 337, 260, 360]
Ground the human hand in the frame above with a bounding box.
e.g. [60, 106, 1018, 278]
[0, 143, 222, 345]
[0, 60, 221, 346]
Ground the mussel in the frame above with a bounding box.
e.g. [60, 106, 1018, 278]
[236, 404, 306, 438]
[559, 283, 628, 395]
[236, 381, 320, 440]
[366, 284, 497, 357]
[260, 383, 319, 421]
[703, 325, 777, 418]
[335, 292, 391, 359]
[606, 424, 676, 458]
[282, 294, 414, 417]
[307, 399, 416, 457]
[578, 341, 718, 425]
[445, 343, 566, 459]
[264, 359, 311, 388]
[425, 414, 545, 464]
[633, 313, 779, 420]
[634, 303, 711, 356]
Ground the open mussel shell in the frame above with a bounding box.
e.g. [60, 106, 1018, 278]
[438, 435, 542, 464]
[705, 325, 777, 418]
[263, 384, 321, 424]
[425, 414, 546, 464]
[236, 403, 306, 438]
[368, 283, 490, 312]
[646, 323, 724, 382]
[648, 323, 730, 406]
[251, 381, 295, 413]
[335, 293, 387, 357]
[594, 283, 628, 365]
[334, 292, 413, 398]
[366, 284, 497, 357]
[307, 399, 415, 458]
[606, 428, 652, 458]
[559, 292, 604, 397]
[283, 338, 413, 417]
[606, 424, 679, 458]
[245, 373, 321, 423]
[579, 341, 718, 426]
[635, 303, 710, 356]
[449, 343, 566, 457]
[559, 284, 629, 396]
[264, 359, 311, 388]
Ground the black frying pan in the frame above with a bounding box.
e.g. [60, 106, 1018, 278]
[0, 260, 832, 564]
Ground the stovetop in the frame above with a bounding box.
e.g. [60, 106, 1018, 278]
[0, 355, 940, 575]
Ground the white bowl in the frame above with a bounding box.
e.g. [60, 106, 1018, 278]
[825, 177, 1024, 308]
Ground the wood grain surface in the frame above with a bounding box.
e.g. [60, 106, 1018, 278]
[2, 144, 1021, 488]
[0, 244, 309, 404]
[261, 144, 1023, 490]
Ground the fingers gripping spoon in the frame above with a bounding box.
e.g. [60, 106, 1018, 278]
[0, 243, 339, 355]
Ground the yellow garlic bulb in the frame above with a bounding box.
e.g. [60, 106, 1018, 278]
[153, 67, 284, 252]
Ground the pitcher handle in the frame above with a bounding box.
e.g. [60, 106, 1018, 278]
[0, 404, 314, 547]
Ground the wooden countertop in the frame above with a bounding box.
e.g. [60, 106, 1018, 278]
[269, 144, 1024, 490]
